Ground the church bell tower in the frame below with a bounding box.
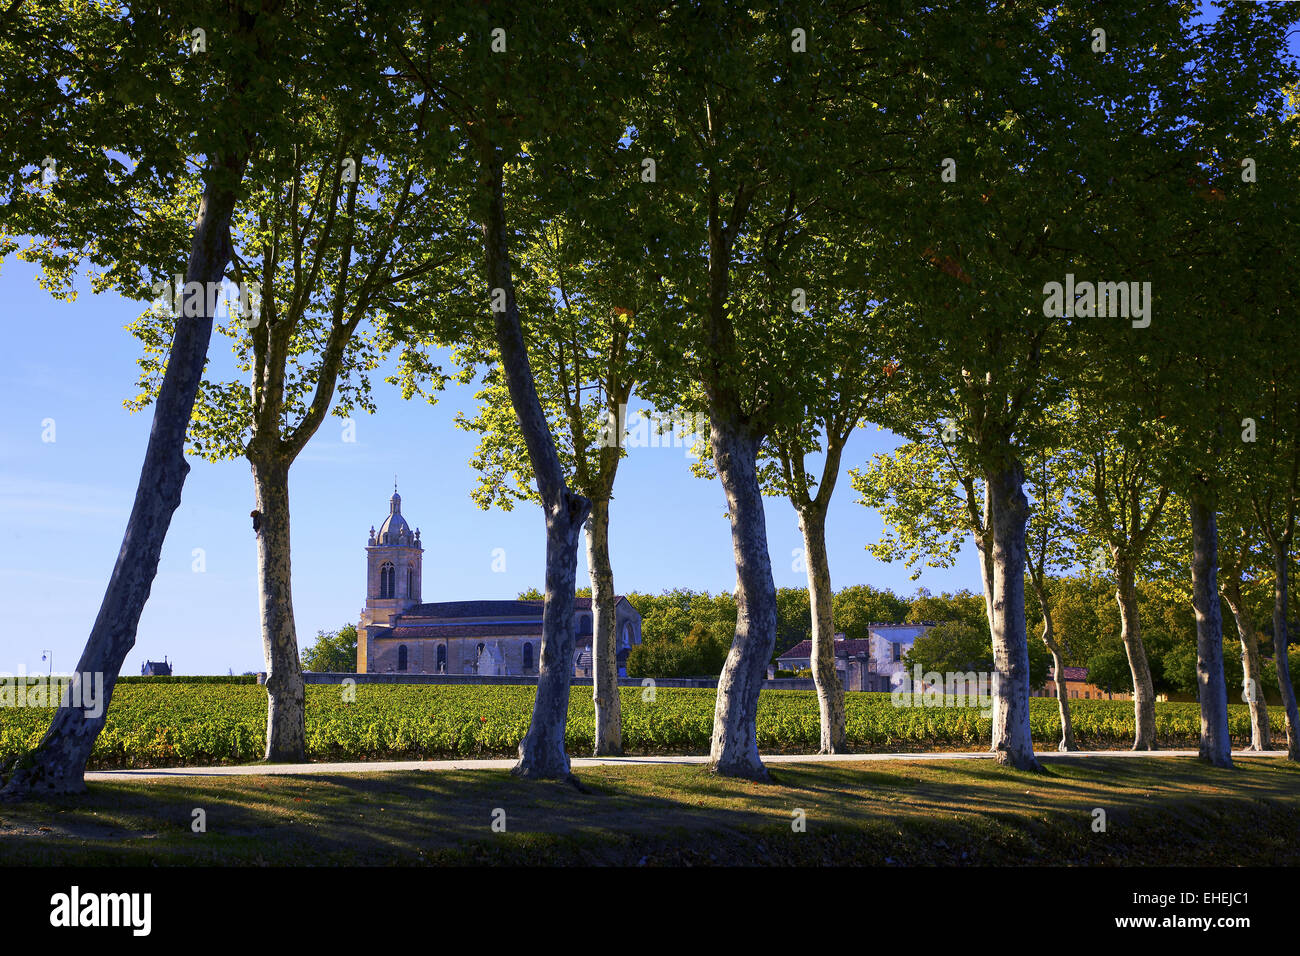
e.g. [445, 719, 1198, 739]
[357, 483, 423, 672]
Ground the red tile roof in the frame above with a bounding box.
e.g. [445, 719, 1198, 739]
[1054, 666, 1090, 682]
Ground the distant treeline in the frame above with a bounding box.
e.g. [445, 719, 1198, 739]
[600, 576, 1300, 695]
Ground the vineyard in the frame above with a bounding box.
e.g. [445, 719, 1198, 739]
[0, 683, 1283, 770]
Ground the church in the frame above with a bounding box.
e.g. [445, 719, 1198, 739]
[356, 487, 643, 677]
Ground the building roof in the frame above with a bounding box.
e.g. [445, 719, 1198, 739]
[404, 600, 544, 620]
[777, 639, 873, 660]
[402, 596, 634, 622]
[1056, 666, 1090, 682]
[374, 488, 419, 547]
[380, 622, 544, 640]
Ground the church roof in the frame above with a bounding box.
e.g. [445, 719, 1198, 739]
[381, 622, 544, 639]
[376, 487, 411, 541]
[369, 484, 422, 549]
[378, 511, 410, 539]
[402, 596, 634, 621]
[405, 600, 543, 619]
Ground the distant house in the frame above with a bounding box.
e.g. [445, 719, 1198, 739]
[1033, 666, 1130, 701]
[140, 658, 172, 676]
[775, 623, 936, 692]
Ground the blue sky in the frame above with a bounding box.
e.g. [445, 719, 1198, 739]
[0, 252, 980, 676]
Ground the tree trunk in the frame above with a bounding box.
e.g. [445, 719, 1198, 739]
[1030, 574, 1075, 751]
[1222, 579, 1272, 751]
[250, 452, 305, 762]
[1189, 488, 1233, 768]
[969, 485, 998, 749]
[708, 422, 777, 781]
[973, 485, 997, 641]
[800, 506, 846, 753]
[1271, 551, 1300, 759]
[1, 157, 248, 800]
[515, 500, 587, 777]
[586, 496, 622, 756]
[477, 140, 590, 780]
[985, 459, 1040, 771]
[1114, 559, 1157, 750]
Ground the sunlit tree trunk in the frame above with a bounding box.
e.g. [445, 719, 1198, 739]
[250, 452, 305, 762]
[986, 458, 1040, 771]
[1221, 576, 1272, 751]
[708, 423, 777, 780]
[799, 506, 846, 753]
[1029, 573, 1075, 751]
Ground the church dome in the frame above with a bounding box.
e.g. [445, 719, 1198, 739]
[374, 486, 419, 546]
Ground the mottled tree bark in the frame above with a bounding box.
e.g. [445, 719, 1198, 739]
[516, 496, 588, 778]
[985, 460, 1040, 771]
[708, 423, 777, 781]
[966, 481, 997, 641]
[1221, 580, 1271, 751]
[586, 496, 622, 756]
[250, 453, 305, 762]
[799, 506, 846, 753]
[477, 142, 590, 780]
[1, 156, 249, 800]
[1189, 488, 1233, 768]
[964, 483, 998, 750]
[1029, 572, 1075, 751]
[1270, 553, 1300, 759]
[1114, 559, 1157, 750]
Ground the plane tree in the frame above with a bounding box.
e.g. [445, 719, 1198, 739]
[1121, 3, 1300, 766]
[867, 2, 1232, 770]
[623, 0, 924, 778]
[122, 85, 456, 761]
[384, 2, 639, 778]
[443, 207, 663, 756]
[1060, 396, 1177, 751]
[760, 291, 898, 754]
[1022, 420, 1081, 752]
[0, 0, 339, 798]
[1216, 494, 1274, 751]
[1227, 86, 1300, 759]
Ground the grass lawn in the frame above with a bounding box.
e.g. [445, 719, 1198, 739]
[1, 756, 1297, 866]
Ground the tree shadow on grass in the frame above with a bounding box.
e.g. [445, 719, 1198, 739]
[3, 757, 1298, 866]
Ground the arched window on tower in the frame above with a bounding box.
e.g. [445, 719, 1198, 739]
[407, 566, 415, 599]
[397, 645, 408, 671]
[380, 562, 395, 599]
[522, 642, 534, 673]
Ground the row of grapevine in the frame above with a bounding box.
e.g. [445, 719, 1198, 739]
[0, 684, 1278, 770]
